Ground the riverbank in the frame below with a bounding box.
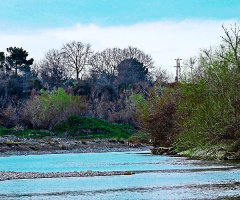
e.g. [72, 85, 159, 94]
[0, 135, 150, 157]
[177, 146, 240, 160]
[151, 146, 240, 160]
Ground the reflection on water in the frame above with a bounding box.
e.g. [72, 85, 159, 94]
[0, 151, 240, 199]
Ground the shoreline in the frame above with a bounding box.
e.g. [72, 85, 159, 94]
[0, 146, 151, 157]
[0, 135, 151, 157]
[151, 146, 240, 161]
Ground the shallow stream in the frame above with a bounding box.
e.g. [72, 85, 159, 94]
[0, 151, 240, 199]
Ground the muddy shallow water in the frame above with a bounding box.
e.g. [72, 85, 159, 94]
[0, 151, 240, 199]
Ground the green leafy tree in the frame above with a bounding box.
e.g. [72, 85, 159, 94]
[175, 25, 240, 151]
[6, 47, 34, 76]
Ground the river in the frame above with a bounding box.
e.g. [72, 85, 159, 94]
[0, 151, 240, 199]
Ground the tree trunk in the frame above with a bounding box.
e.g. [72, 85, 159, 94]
[14, 65, 17, 77]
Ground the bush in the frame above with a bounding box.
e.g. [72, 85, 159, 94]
[131, 85, 179, 147]
[0, 104, 19, 128]
[6, 140, 12, 146]
[22, 88, 87, 129]
[174, 25, 240, 152]
[52, 115, 135, 139]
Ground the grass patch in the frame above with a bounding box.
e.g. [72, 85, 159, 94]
[0, 126, 51, 139]
[0, 115, 135, 140]
[52, 115, 135, 139]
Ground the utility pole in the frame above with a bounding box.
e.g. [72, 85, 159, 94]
[174, 58, 182, 82]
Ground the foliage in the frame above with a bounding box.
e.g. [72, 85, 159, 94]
[73, 80, 92, 96]
[53, 115, 135, 139]
[0, 52, 5, 68]
[116, 59, 149, 86]
[175, 25, 240, 151]
[29, 78, 43, 91]
[130, 94, 148, 115]
[22, 88, 86, 129]
[131, 84, 179, 147]
[5, 47, 34, 76]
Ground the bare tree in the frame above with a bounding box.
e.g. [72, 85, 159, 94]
[90, 46, 154, 82]
[90, 48, 123, 78]
[221, 24, 240, 70]
[30, 61, 41, 77]
[39, 49, 68, 87]
[45, 49, 64, 69]
[62, 41, 92, 80]
[151, 67, 170, 83]
[123, 46, 154, 70]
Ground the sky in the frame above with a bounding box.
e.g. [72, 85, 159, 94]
[0, 0, 239, 75]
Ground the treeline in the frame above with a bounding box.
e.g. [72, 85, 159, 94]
[3, 24, 239, 153]
[0, 42, 168, 131]
[133, 25, 240, 152]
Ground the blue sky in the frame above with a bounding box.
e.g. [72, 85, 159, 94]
[1, 0, 239, 30]
[0, 0, 239, 74]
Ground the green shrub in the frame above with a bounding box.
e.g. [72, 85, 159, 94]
[53, 115, 135, 139]
[22, 88, 86, 129]
[6, 140, 12, 146]
[131, 86, 179, 147]
[174, 25, 240, 152]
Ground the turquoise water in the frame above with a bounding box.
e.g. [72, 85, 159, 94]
[0, 151, 240, 199]
[0, 151, 232, 172]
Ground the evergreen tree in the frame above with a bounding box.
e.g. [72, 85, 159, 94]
[6, 47, 34, 76]
[117, 58, 149, 85]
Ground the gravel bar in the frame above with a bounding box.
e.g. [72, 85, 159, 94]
[0, 170, 135, 181]
[2, 167, 236, 182]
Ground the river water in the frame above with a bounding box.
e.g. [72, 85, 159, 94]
[0, 151, 240, 199]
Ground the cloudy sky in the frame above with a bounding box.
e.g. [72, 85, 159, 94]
[0, 0, 239, 74]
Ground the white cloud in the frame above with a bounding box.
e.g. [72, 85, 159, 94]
[0, 19, 238, 74]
